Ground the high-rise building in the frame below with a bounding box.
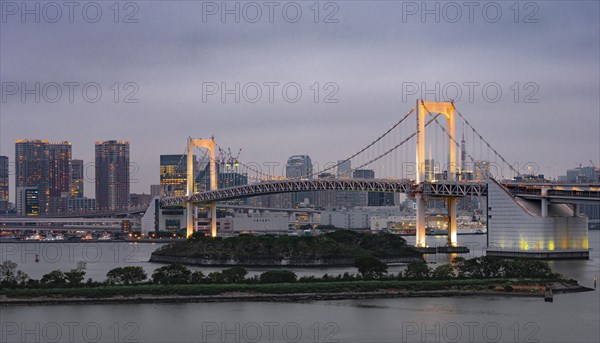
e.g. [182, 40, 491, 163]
[15, 139, 49, 213]
[16, 187, 39, 216]
[15, 140, 72, 214]
[95, 140, 130, 211]
[70, 159, 84, 198]
[47, 142, 72, 213]
[160, 154, 200, 196]
[286, 155, 313, 179]
[0, 156, 8, 212]
[337, 160, 352, 178]
[286, 155, 313, 205]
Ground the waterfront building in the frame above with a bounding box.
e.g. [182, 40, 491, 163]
[70, 159, 84, 198]
[16, 187, 39, 216]
[0, 156, 8, 212]
[95, 140, 129, 211]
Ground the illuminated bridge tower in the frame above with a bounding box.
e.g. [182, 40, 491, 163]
[415, 100, 458, 248]
[186, 138, 218, 238]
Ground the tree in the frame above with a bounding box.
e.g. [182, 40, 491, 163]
[106, 266, 147, 285]
[432, 264, 455, 279]
[190, 271, 206, 284]
[65, 261, 87, 286]
[152, 264, 192, 284]
[221, 267, 248, 283]
[15, 270, 30, 285]
[206, 271, 224, 284]
[0, 260, 18, 285]
[354, 255, 388, 279]
[259, 270, 297, 283]
[41, 270, 67, 286]
[403, 262, 432, 279]
[505, 259, 553, 278]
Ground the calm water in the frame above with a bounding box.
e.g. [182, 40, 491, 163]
[1, 232, 598, 343]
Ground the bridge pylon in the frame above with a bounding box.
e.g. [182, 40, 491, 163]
[415, 100, 458, 247]
[186, 137, 218, 238]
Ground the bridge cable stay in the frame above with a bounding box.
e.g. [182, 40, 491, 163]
[450, 103, 521, 178]
[309, 107, 416, 178]
[347, 113, 443, 174]
[421, 102, 517, 181]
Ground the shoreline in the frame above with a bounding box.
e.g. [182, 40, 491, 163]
[1, 282, 592, 306]
[1, 287, 592, 306]
[148, 255, 423, 267]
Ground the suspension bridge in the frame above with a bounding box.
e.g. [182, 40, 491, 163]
[154, 100, 598, 258]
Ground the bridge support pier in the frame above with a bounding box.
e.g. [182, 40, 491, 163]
[447, 198, 457, 247]
[186, 201, 194, 238]
[415, 192, 427, 247]
[210, 202, 217, 238]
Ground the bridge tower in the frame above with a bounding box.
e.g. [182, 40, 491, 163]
[415, 100, 458, 247]
[186, 138, 218, 238]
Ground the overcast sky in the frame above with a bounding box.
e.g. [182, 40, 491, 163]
[1, 0, 599, 197]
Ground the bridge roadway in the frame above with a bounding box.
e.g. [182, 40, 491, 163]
[161, 179, 600, 207]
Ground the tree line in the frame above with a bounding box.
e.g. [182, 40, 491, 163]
[0, 255, 557, 290]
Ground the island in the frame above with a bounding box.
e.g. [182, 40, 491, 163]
[0, 253, 593, 305]
[149, 230, 423, 266]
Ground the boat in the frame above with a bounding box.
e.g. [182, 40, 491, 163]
[98, 232, 112, 240]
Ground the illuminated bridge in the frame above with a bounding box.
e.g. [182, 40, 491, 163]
[151, 100, 599, 258]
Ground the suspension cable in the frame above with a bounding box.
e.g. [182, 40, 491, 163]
[310, 107, 416, 177]
[450, 103, 521, 177]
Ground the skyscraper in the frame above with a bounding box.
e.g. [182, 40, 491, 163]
[70, 159, 84, 198]
[16, 187, 39, 216]
[286, 155, 313, 205]
[160, 154, 194, 197]
[16, 139, 49, 214]
[95, 141, 130, 211]
[47, 142, 72, 213]
[0, 156, 8, 212]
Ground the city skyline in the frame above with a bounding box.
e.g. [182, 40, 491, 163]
[0, 138, 598, 208]
[1, 2, 598, 199]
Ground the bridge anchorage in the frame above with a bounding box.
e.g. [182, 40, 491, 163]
[150, 99, 597, 259]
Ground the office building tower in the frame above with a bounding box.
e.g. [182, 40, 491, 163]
[95, 140, 130, 211]
[337, 160, 352, 178]
[286, 155, 313, 205]
[160, 155, 191, 197]
[47, 142, 72, 213]
[15, 139, 49, 213]
[16, 187, 39, 216]
[70, 159, 84, 198]
[0, 156, 8, 212]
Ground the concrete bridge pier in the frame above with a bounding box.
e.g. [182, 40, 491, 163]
[209, 202, 217, 237]
[447, 197, 457, 247]
[415, 192, 427, 247]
